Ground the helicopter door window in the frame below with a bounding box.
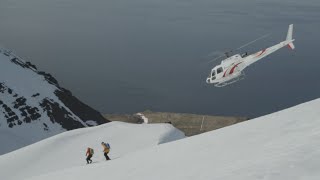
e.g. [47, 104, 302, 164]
[217, 67, 223, 74]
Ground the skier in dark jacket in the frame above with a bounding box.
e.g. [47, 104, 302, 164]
[86, 147, 94, 164]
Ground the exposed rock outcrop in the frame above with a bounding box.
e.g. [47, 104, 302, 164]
[105, 111, 248, 136]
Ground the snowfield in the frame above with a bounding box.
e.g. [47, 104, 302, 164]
[0, 122, 185, 180]
[1, 98, 320, 180]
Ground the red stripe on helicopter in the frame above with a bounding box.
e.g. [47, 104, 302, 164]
[223, 69, 228, 77]
[229, 62, 243, 75]
[256, 49, 266, 57]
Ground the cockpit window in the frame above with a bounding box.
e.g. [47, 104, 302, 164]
[211, 71, 215, 77]
[217, 67, 223, 74]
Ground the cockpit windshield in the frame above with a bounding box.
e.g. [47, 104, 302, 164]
[211, 70, 216, 77]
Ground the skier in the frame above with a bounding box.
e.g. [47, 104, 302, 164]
[101, 142, 111, 160]
[86, 147, 94, 164]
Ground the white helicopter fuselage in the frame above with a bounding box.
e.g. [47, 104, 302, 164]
[206, 24, 295, 87]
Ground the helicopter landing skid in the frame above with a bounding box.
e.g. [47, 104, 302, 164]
[214, 72, 246, 87]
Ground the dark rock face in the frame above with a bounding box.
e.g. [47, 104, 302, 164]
[1, 83, 44, 128]
[38, 71, 59, 86]
[39, 98, 85, 130]
[54, 88, 107, 127]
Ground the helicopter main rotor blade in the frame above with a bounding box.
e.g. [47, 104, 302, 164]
[206, 54, 225, 64]
[203, 32, 270, 65]
[236, 33, 271, 51]
[205, 51, 225, 58]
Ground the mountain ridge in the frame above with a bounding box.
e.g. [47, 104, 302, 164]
[0, 48, 109, 154]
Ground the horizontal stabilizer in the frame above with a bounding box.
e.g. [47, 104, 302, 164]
[288, 42, 295, 50]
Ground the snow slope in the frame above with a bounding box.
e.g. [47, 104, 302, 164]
[0, 122, 185, 180]
[19, 98, 320, 180]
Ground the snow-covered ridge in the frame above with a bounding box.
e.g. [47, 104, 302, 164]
[0, 121, 185, 180]
[16, 98, 320, 180]
[0, 48, 107, 155]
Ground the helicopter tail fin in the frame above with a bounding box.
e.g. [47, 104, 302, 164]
[286, 24, 295, 50]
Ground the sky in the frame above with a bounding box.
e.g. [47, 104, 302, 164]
[0, 0, 319, 118]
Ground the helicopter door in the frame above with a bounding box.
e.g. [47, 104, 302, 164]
[211, 70, 216, 80]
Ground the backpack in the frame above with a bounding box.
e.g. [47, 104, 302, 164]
[104, 143, 110, 149]
[90, 148, 94, 155]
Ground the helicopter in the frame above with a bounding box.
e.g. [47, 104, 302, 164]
[206, 24, 295, 87]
